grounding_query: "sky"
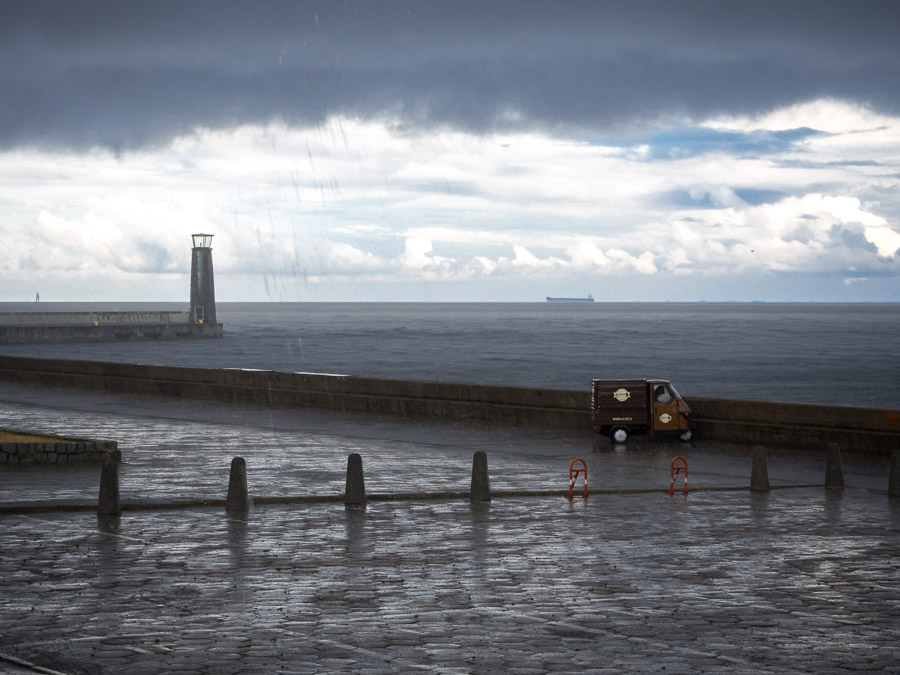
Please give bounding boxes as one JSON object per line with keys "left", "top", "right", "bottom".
{"left": 2, "top": 0, "right": 900, "bottom": 302}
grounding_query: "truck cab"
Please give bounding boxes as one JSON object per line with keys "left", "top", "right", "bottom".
{"left": 591, "top": 379, "right": 693, "bottom": 443}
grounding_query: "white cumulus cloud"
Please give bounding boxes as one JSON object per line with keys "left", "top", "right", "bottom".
{"left": 864, "top": 226, "right": 900, "bottom": 258}
{"left": 1, "top": 98, "right": 899, "bottom": 301}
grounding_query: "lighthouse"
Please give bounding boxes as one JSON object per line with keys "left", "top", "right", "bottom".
{"left": 189, "top": 233, "right": 217, "bottom": 325}
{"left": 0, "top": 232, "right": 222, "bottom": 343}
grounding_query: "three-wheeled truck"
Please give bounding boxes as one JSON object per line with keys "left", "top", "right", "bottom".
{"left": 592, "top": 379, "right": 693, "bottom": 443}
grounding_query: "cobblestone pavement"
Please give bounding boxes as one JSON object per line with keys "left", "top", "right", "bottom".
{"left": 1, "top": 383, "right": 899, "bottom": 673}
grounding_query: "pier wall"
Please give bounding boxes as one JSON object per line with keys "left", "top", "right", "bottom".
{"left": 0, "top": 355, "right": 896, "bottom": 454}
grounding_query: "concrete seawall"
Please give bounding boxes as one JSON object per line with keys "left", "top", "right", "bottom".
{"left": 686, "top": 396, "right": 899, "bottom": 454}
{"left": 0, "top": 355, "right": 897, "bottom": 454}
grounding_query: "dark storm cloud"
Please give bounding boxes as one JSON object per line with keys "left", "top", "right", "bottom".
{"left": 2, "top": 0, "right": 900, "bottom": 150}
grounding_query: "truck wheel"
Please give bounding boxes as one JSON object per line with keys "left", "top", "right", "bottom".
{"left": 679, "top": 430, "right": 693, "bottom": 442}
{"left": 611, "top": 427, "right": 629, "bottom": 443}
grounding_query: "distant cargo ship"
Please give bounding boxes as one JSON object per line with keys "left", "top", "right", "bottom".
{"left": 546, "top": 295, "right": 594, "bottom": 303}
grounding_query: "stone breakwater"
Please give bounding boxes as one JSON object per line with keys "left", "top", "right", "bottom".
{"left": 0, "top": 354, "right": 897, "bottom": 454}
{"left": 0, "top": 312, "right": 222, "bottom": 343}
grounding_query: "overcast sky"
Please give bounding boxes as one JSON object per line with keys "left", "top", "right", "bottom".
{"left": 2, "top": 0, "right": 899, "bottom": 302}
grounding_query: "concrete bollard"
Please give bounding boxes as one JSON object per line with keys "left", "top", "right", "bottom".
{"left": 470, "top": 451, "right": 491, "bottom": 502}
{"left": 750, "top": 445, "right": 770, "bottom": 492}
{"left": 97, "top": 455, "right": 121, "bottom": 516}
{"left": 889, "top": 448, "right": 900, "bottom": 498}
{"left": 226, "top": 457, "right": 250, "bottom": 517}
{"left": 345, "top": 453, "right": 366, "bottom": 506}
{"left": 825, "top": 442, "right": 845, "bottom": 489}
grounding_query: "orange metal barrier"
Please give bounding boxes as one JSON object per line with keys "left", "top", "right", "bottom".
{"left": 567, "top": 458, "right": 588, "bottom": 499}
{"left": 668, "top": 456, "right": 688, "bottom": 496}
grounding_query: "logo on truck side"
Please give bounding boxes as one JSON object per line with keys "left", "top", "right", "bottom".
{"left": 613, "top": 388, "right": 631, "bottom": 402}
{"left": 612, "top": 417, "right": 633, "bottom": 421}
{"left": 658, "top": 413, "right": 673, "bottom": 424}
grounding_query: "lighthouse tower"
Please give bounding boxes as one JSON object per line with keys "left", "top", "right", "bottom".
{"left": 189, "top": 233, "right": 217, "bottom": 325}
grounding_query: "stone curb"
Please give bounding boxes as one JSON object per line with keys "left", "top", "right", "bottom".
{"left": 0, "top": 484, "right": 817, "bottom": 515}
{"left": 0, "top": 650, "right": 68, "bottom": 675}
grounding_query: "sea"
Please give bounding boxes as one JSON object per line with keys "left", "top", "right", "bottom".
{"left": 0, "top": 302, "right": 897, "bottom": 409}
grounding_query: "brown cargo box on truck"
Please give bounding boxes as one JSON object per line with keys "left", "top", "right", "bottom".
{"left": 592, "top": 379, "right": 693, "bottom": 443}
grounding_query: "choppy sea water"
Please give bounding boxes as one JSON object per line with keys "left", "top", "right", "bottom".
{"left": 0, "top": 302, "right": 897, "bottom": 408}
